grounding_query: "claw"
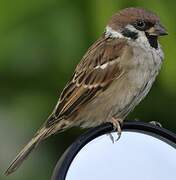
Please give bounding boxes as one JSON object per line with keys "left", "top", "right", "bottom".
{"left": 150, "top": 121, "right": 162, "bottom": 127}
{"left": 107, "top": 133, "right": 115, "bottom": 143}
{"left": 109, "top": 117, "right": 123, "bottom": 141}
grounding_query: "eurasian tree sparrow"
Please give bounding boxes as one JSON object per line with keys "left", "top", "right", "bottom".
{"left": 5, "top": 7, "right": 168, "bottom": 175}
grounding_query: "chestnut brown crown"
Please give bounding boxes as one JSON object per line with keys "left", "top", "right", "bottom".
{"left": 107, "top": 7, "right": 167, "bottom": 37}
{"left": 108, "top": 8, "right": 159, "bottom": 29}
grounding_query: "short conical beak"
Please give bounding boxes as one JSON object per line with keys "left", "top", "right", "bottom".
{"left": 147, "top": 23, "right": 168, "bottom": 36}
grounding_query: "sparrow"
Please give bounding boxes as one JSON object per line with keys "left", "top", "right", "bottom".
{"left": 5, "top": 7, "right": 167, "bottom": 175}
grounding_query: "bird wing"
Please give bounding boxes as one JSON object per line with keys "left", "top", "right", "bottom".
{"left": 46, "top": 37, "right": 131, "bottom": 126}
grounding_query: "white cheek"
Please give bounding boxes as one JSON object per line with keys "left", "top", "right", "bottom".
{"left": 125, "top": 24, "right": 150, "bottom": 47}
{"left": 136, "top": 31, "right": 149, "bottom": 46}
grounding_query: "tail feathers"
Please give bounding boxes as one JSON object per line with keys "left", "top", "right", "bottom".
{"left": 5, "top": 127, "right": 51, "bottom": 176}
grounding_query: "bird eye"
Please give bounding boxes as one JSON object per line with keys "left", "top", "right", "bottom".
{"left": 135, "top": 20, "right": 146, "bottom": 30}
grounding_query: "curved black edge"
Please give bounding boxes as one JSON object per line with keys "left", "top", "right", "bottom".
{"left": 51, "top": 123, "right": 113, "bottom": 180}
{"left": 51, "top": 121, "right": 176, "bottom": 180}
{"left": 123, "top": 121, "right": 176, "bottom": 144}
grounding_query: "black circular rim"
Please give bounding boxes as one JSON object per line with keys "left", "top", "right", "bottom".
{"left": 51, "top": 121, "right": 176, "bottom": 180}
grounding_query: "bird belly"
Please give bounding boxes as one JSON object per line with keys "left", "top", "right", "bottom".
{"left": 73, "top": 73, "right": 154, "bottom": 128}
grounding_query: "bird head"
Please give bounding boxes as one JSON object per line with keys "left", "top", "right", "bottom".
{"left": 105, "top": 8, "right": 168, "bottom": 49}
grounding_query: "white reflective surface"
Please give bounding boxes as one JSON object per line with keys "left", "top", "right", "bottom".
{"left": 66, "top": 131, "right": 176, "bottom": 180}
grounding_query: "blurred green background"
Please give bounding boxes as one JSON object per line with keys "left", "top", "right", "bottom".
{"left": 0, "top": 0, "right": 175, "bottom": 179}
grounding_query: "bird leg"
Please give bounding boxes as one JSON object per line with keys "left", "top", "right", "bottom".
{"left": 108, "top": 117, "right": 123, "bottom": 142}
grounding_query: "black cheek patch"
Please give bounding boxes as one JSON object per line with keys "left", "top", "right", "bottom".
{"left": 122, "top": 28, "right": 138, "bottom": 40}
{"left": 145, "top": 32, "right": 158, "bottom": 49}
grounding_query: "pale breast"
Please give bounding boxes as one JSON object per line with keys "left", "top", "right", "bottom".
{"left": 113, "top": 42, "right": 163, "bottom": 118}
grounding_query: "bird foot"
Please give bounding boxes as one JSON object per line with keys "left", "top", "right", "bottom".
{"left": 150, "top": 121, "right": 162, "bottom": 127}
{"left": 108, "top": 117, "right": 123, "bottom": 142}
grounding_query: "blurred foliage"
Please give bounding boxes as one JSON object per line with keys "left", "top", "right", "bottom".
{"left": 0, "top": 0, "right": 176, "bottom": 179}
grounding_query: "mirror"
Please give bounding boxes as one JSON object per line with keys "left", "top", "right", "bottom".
{"left": 65, "top": 131, "right": 176, "bottom": 180}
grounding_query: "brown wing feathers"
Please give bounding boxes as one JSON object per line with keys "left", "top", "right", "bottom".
{"left": 46, "top": 37, "right": 127, "bottom": 126}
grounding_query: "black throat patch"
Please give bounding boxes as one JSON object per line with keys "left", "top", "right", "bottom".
{"left": 122, "top": 28, "right": 138, "bottom": 40}
{"left": 145, "top": 32, "right": 158, "bottom": 49}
